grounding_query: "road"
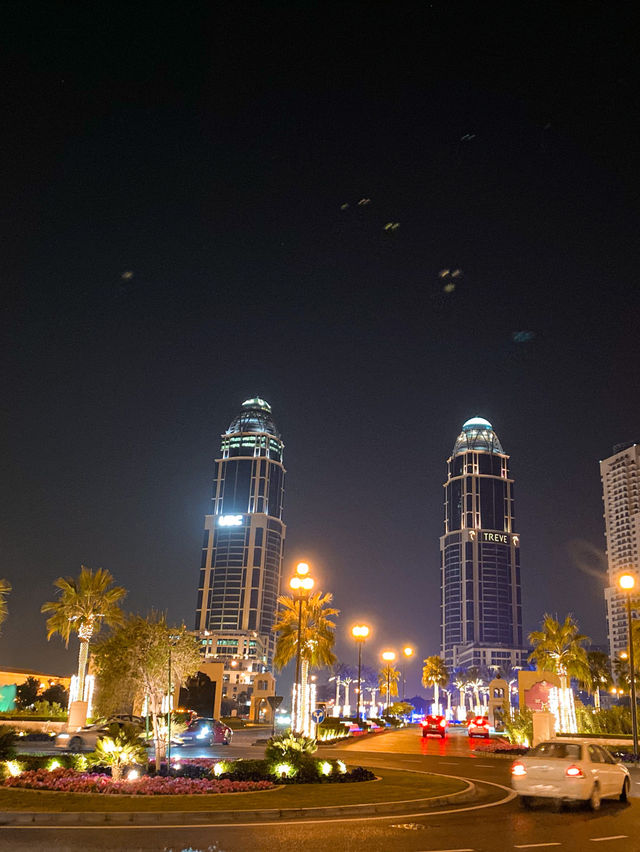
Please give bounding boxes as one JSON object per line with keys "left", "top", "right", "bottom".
{"left": 2, "top": 727, "right": 640, "bottom": 852}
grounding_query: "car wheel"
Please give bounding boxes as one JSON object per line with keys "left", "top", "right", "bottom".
{"left": 520, "top": 796, "right": 534, "bottom": 809}
{"left": 589, "top": 783, "right": 601, "bottom": 811}
{"left": 422, "top": 731, "right": 427, "bottom": 738}
{"left": 69, "top": 736, "right": 83, "bottom": 752}
{"left": 223, "top": 737, "right": 231, "bottom": 745}
{"left": 620, "top": 777, "right": 630, "bottom": 802}
{"left": 441, "top": 732, "right": 445, "bottom": 739}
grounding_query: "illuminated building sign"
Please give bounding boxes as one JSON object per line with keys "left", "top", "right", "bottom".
{"left": 482, "top": 531, "right": 511, "bottom": 544}
{"left": 218, "top": 514, "right": 243, "bottom": 527}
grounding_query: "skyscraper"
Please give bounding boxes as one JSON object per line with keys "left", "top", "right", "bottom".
{"left": 440, "top": 417, "right": 525, "bottom": 670}
{"left": 600, "top": 442, "right": 640, "bottom": 661}
{"left": 195, "top": 398, "right": 286, "bottom": 671}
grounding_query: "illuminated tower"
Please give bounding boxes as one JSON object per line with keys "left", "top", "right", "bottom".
{"left": 600, "top": 442, "right": 640, "bottom": 661}
{"left": 440, "top": 417, "right": 525, "bottom": 670}
{"left": 195, "top": 398, "right": 286, "bottom": 670}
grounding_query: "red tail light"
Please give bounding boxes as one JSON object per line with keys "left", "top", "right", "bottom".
{"left": 511, "top": 762, "right": 527, "bottom": 776}
{"left": 439, "top": 719, "right": 447, "bottom": 728}
{"left": 566, "top": 765, "right": 584, "bottom": 777}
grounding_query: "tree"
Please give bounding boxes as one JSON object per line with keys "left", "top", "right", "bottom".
{"left": 41, "top": 566, "right": 126, "bottom": 703}
{"left": 273, "top": 592, "right": 339, "bottom": 732}
{"left": 453, "top": 671, "right": 469, "bottom": 715}
{"left": 0, "top": 579, "right": 11, "bottom": 632}
{"left": 378, "top": 664, "right": 400, "bottom": 705}
{"left": 89, "top": 724, "right": 147, "bottom": 781}
{"left": 422, "top": 656, "right": 449, "bottom": 715}
{"left": 466, "top": 667, "right": 485, "bottom": 714}
{"left": 528, "top": 613, "right": 590, "bottom": 732}
{"left": 92, "top": 612, "right": 201, "bottom": 769}
{"left": 15, "top": 677, "right": 40, "bottom": 710}
{"left": 583, "top": 650, "right": 613, "bottom": 710}
{"left": 41, "top": 683, "right": 70, "bottom": 708}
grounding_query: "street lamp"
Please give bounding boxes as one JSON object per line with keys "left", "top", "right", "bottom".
{"left": 290, "top": 562, "right": 314, "bottom": 734}
{"left": 382, "top": 651, "right": 396, "bottom": 713}
{"left": 619, "top": 573, "right": 638, "bottom": 760}
{"left": 402, "top": 646, "right": 414, "bottom": 702}
{"left": 352, "top": 625, "right": 370, "bottom": 723}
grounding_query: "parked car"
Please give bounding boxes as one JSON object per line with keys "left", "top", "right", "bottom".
{"left": 55, "top": 718, "right": 143, "bottom": 752}
{"left": 467, "top": 716, "right": 490, "bottom": 738}
{"left": 174, "top": 717, "right": 233, "bottom": 746}
{"left": 421, "top": 715, "right": 448, "bottom": 738}
{"left": 511, "top": 739, "right": 630, "bottom": 810}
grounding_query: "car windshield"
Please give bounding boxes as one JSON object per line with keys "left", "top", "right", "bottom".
{"left": 530, "top": 742, "right": 582, "bottom": 760}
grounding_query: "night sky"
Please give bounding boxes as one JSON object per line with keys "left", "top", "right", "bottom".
{"left": 2, "top": 3, "right": 639, "bottom": 697}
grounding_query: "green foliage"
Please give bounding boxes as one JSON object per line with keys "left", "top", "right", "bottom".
{"left": 41, "top": 684, "right": 69, "bottom": 707}
{"left": 422, "top": 656, "right": 449, "bottom": 689}
{"left": 387, "top": 701, "right": 414, "bottom": 717}
{"left": 31, "top": 700, "right": 66, "bottom": 718}
{"left": 316, "top": 719, "right": 349, "bottom": 741}
{"left": 576, "top": 705, "right": 632, "bottom": 735}
{"left": 0, "top": 578, "right": 11, "bottom": 631}
{"left": 265, "top": 732, "right": 317, "bottom": 764}
{"left": 0, "top": 728, "right": 16, "bottom": 759}
{"left": 528, "top": 613, "right": 590, "bottom": 684}
{"left": 272, "top": 592, "right": 339, "bottom": 671}
{"left": 15, "top": 677, "right": 40, "bottom": 710}
{"left": 88, "top": 724, "right": 147, "bottom": 781}
{"left": 381, "top": 713, "right": 402, "bottom": 727}
{"left": 503, "top": 707, "right": 534, "bottom": 746}
{"left": 378, "top": 665, "right": 400, "bottom": 698}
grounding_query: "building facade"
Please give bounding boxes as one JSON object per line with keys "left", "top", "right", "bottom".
{"left": 195, "top": 397, "right": 286, "bottom": 671}
{"left": 600, "top": 442, "right": 640, "bottom": 661}
{"left": 440, "top": 417, "right": 526, "bottom": 670}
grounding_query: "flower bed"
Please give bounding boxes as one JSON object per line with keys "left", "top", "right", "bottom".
{"left": 2, "top": 768, "right": 274, "bottom": 795}
{"left": 473, "top": 740, "right": 529, "bottom": 756}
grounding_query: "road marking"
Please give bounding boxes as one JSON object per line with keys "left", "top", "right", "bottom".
{"left": 439, "top": 761, "right": 460, "bottom": 765}
{"left": 590, "top": 838, "right": 628, "bottom": 843}
{"left": 474, "top": 763, "right": 494, "bottom": 767}
{"left": 514, "top": 845, "right": 562, "bottom": 849}
{"left": 415, "top": 848, "right": 475, "bottom": 851}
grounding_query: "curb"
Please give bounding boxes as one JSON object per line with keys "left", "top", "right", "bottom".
{"left": 0, "top": 780, "right": 476, "bottom": 826}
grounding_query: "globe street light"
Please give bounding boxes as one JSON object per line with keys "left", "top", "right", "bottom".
{"left": 619, "top": 573, "right": 638, "bottom": 760}
{"left": 290, "top": 562, "right": 314, "bottom": 734}
{"left": 402, "top": 646, "right": 414, "bottom": 702}
{"left": 382, "top": 651, "right": 396, "bottom": 713}
{"left": 352, "top": 625, "right": 370, "bottom": 723}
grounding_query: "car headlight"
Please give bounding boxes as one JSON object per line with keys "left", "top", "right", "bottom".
{"left": 57, "top": 733, "right": 70, "bottom": 740}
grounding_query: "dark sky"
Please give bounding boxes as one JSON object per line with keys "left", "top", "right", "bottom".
{"left": 1, "top": 3, "right": 639, "bottom": 696}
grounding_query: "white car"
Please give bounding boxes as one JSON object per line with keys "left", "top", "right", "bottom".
{"left": 55, "top": 719, "right": 144, "bottom": 752}
{"left": 511, "top": 739, "right": 630, "bottom": 810}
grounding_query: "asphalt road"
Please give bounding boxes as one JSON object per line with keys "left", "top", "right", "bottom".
{"left": 2, "top": 727, "right": 640, "bottom": 852}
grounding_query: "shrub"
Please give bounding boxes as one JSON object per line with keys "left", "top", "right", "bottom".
{"left": 316, "top": 720, "right": 349, "bottom": 741}
{"left": 264, "top": 733, "right": 317, "bottom": 764}
{"left": 88, "top": 725, "right": 148, "bottom": 781}
{"left": 502, "top": 708, "right": 533, "bottom": 747}
{"left": 0, "top": 729, "right": 16, "bottom": 760}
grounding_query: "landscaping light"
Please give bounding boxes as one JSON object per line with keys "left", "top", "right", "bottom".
{"left": 48, "top": 759, "right": 61, "bottom": 771}
{"left": 5, "top": 761, "right": 22, "bottom": 777}
{"left": 127, "top": 769, "right": 140, "bottom": 781}
{"left": 213, "top": 762, "right": 227, "bottom": 776}
{"left": 275, "top": 762, "right": 295, "bottom": 777}
{"left": 319, "top": 761, "right": 333, "bottom": 776}
{"left": 337, "top": 760, "right": 347, "bottom": 774}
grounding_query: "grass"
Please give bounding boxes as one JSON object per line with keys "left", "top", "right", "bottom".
{"left": 0, "top": 768, "right": 465, "bottom": 812}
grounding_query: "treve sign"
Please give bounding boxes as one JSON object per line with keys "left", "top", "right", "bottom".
{"left": 481, "top": 531, "right": 518, "bottom": 545}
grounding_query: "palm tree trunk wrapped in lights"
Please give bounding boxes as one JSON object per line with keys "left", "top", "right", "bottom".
{"left": 529, "top": 614, "right": 590, "bottom": 735}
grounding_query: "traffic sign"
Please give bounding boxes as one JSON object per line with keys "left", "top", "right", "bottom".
{"left": 267, "top": 695, "right": 284, "bottom": 710}
{"left": 311, "top": 709, "right": 326, "bottom": 724}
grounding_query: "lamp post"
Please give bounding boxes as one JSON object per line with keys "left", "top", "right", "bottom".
{"left": 289, "top": 562, "right": 314, "bottom": 735}
{"left": 402, "top": 646, "right": 414, "bottom": 702}
{"left": 619, "top": 573, "right": 638, "bottom": 761}
{"left": 352, "top": 625, "right": 370, "bottom": 723}
{"left": 382, "top": 651, "right": 396, "bottom": 713}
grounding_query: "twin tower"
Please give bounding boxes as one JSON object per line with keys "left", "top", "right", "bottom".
{"left": 195, "top": 401, "right": 525, "bottom": 673}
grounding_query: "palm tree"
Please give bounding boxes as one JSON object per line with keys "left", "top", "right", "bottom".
{"left": 466, "top": 667, "right": 485, "bottom": 715}
{"left": 273, "top": 591, "right": 339, "bottom": 733}
{"left": 528, "top": 613, "right": 590, "bottom": 732}
{"left": 453, "top": 673, "right": 469, "bottom": 717}
{"left": 583, "top": 650, "right": 612, "bottom": 710}
{"left": 0, "top": 579, "right": 11, "bottom": 633}
{"left": 42, "top": 566, "right": 126, "bottom": 703}
{"left": 422, "top": 656, "right": 449, "bottom": 715}
{"left": 378, "top": 664, "right": 400, "bottom": 709}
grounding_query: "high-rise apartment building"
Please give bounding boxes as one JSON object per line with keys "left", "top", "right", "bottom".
{"left": 440, "top": 417, "right": 526, "bottom": 670}
{"left": 195, "top": 398, "right": 286, "bottom": 670}
{"left": 600, "top": 442, "right": 640, "bottom": 661}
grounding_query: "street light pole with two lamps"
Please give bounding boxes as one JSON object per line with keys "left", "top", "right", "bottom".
{"left": 402, "top": 646, "right": 414, "bottom": 702}
{"left": 289, "top": 562, "right": 314, "bottom": 735}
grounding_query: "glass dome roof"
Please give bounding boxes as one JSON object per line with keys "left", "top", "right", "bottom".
{"left": 452, "top": 416, "right": 504, "bottom": 456}
{"left": 226, "top": 398, "right": 280, "bottom": 437}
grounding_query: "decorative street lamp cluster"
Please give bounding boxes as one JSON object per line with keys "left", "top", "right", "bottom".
{"left": 351, "top": 624, "right": 369, "bottom": 722}
{"left": 618, "top": 572, "right": 638, "bottom": 760}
